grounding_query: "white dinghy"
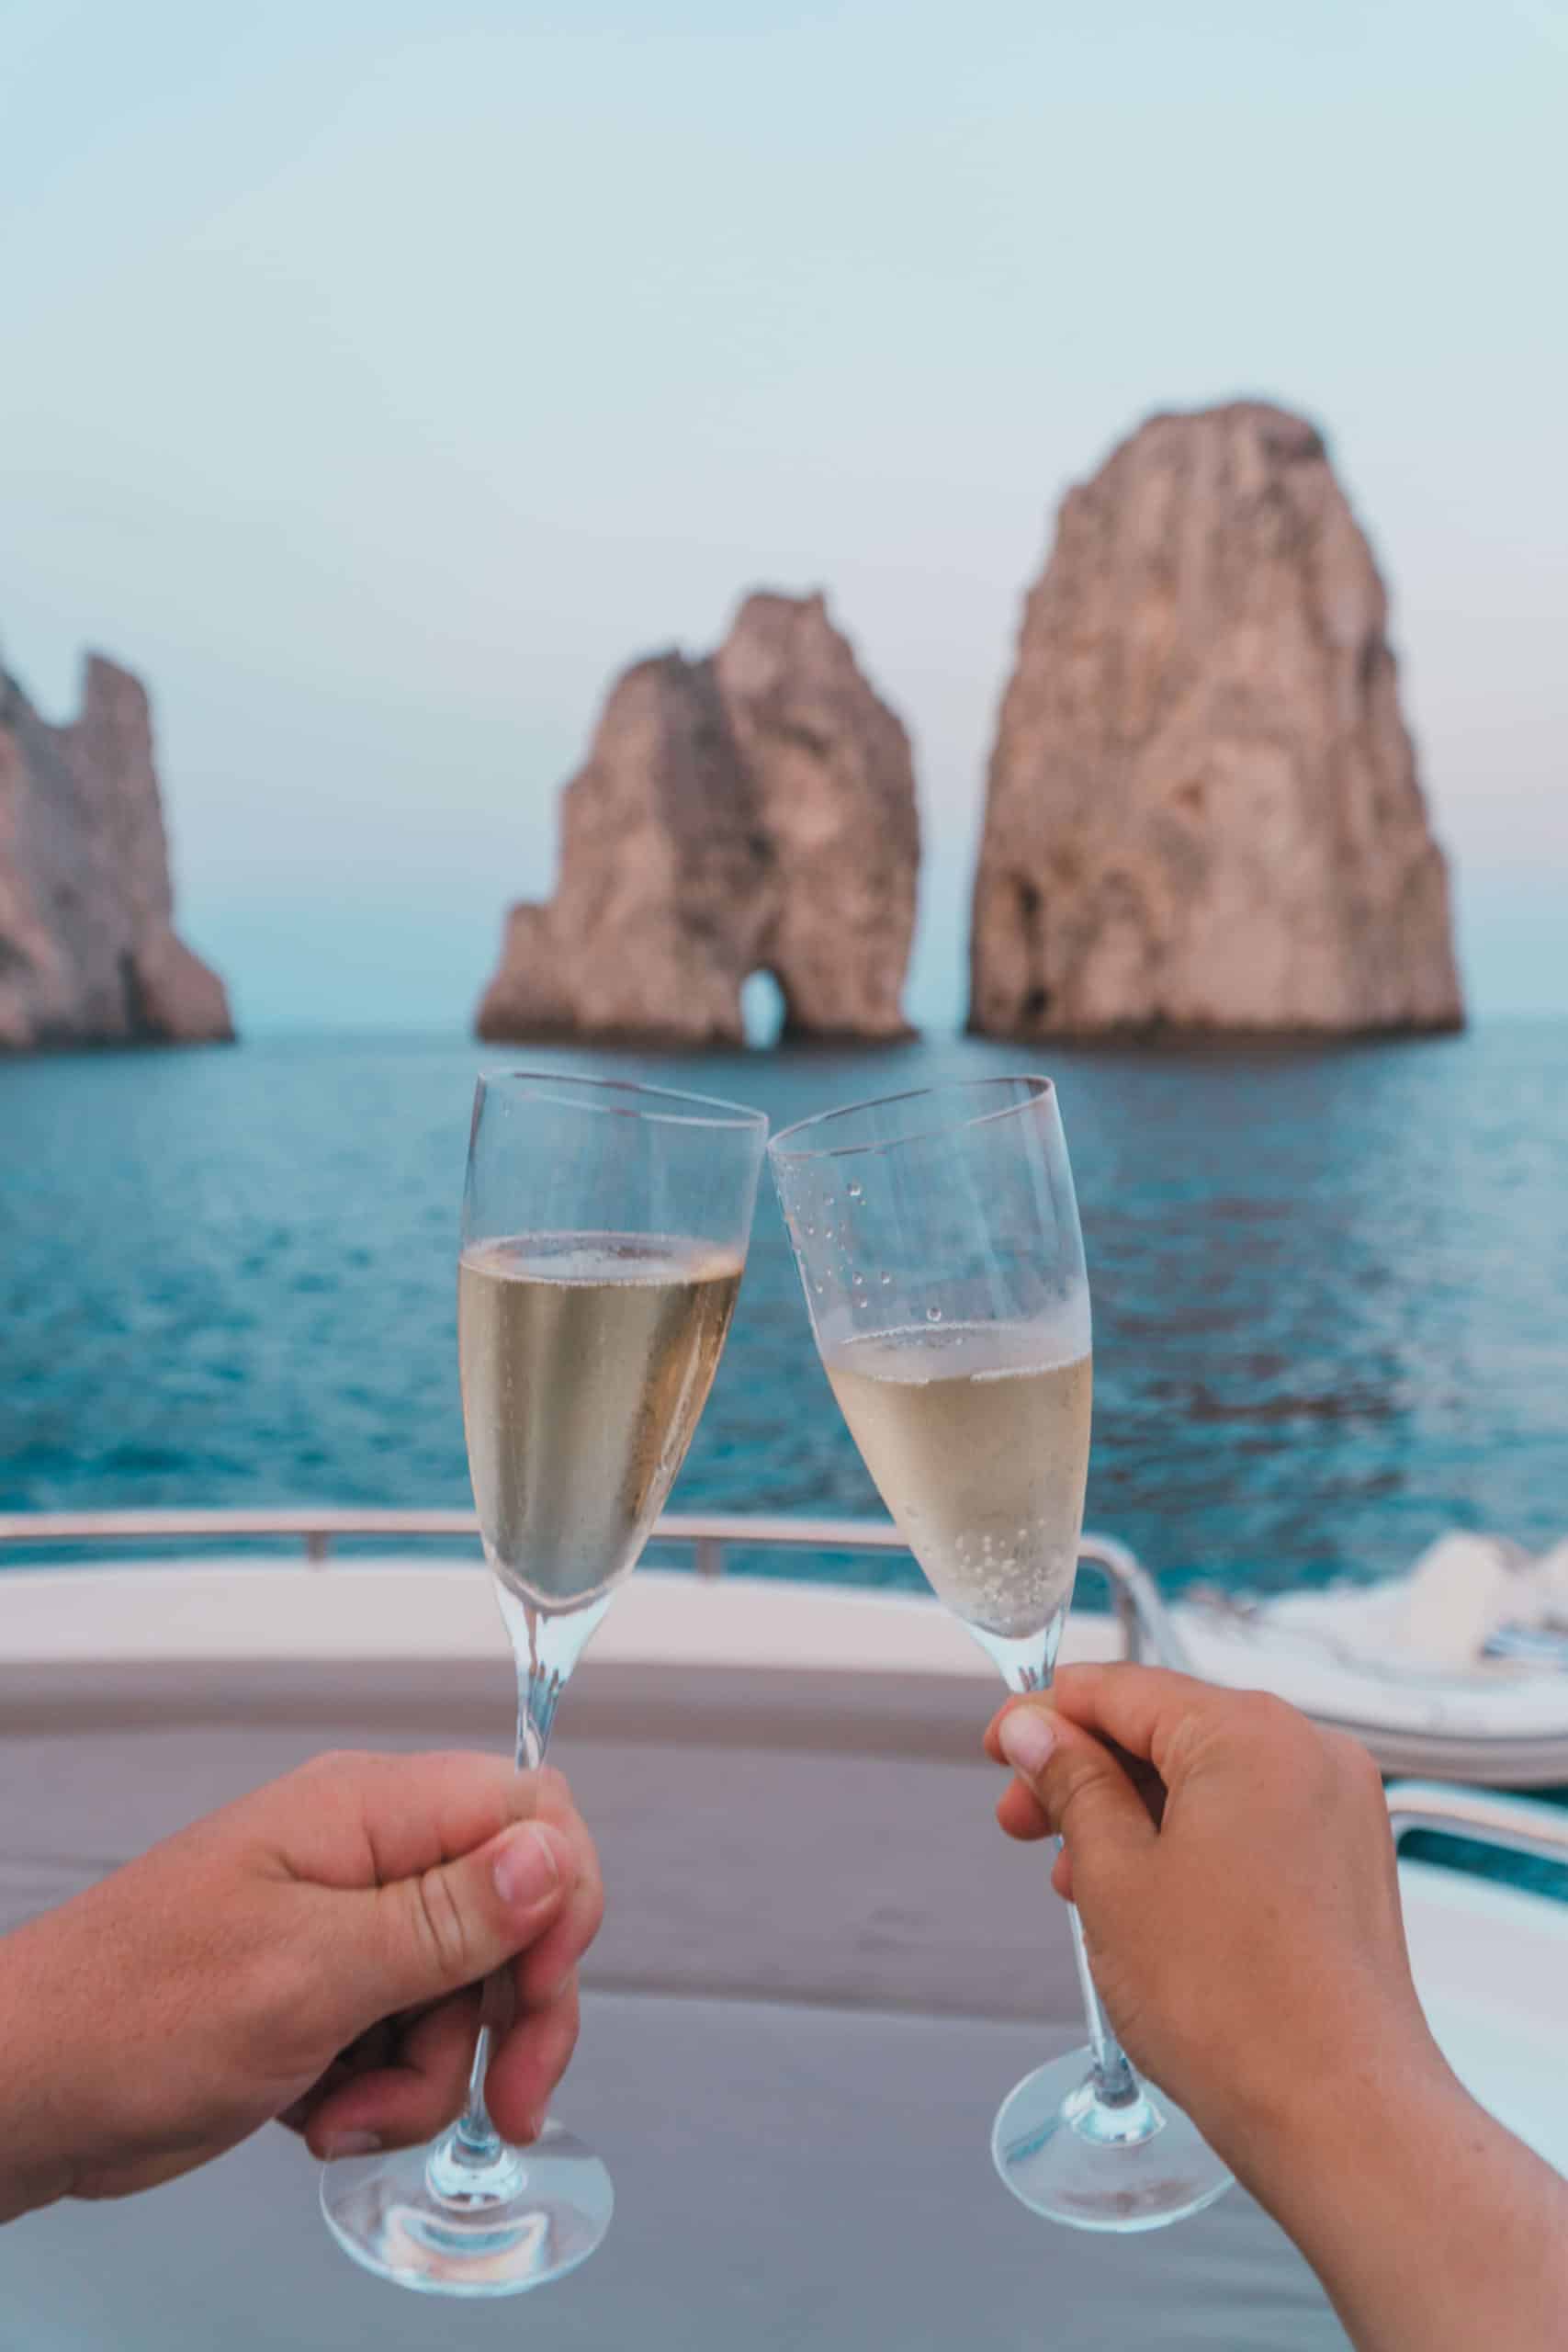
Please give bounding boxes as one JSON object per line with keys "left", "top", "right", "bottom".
{"left": 1172, "top": 1533, "right": 1568, "bottom": 1785}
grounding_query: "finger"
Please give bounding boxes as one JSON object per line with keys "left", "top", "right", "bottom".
{"left": 992, "top": 1785, "right": 1077, "bottom": 1894}
{"left": 361, "top": 1815, "right": 580, "bottom": 2018}
{"left": 996, "top": 1778, "right": 1053, "bottom": 1840}
{"left": 302, "top": 1991, "right": 481, "bottom": 2157}
{"left": 484, "top": 1978, "right": 582, "bottom": 2146}
{"left": 983, "top": 1699, "right": 1016, "bottom": 1762}
{"left": 1027, "top": 1664, "right": 1238, "bottom": 1781}
{"left": 276, "top": 1750, "right": 549, "bottom": 1893}
{"left": 278, "top": 2058, "right": 355, "bottom": 2136}
{"left": 513, "top": 1828, "right": 604, "bottom": 2008}
{"left": 277, "top": 2019, "right": 399, "bottom": 2133}
{"left": 513, "top": 1774, "right": 604, "bottom": 1996}
{"left": 989, "top": 1707, "right": 1166, "bottom": 1826}
{"left": 996, "top": 1702, "right": 1158, "bottom": 1878}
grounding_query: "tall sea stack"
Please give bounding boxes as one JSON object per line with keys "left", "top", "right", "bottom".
{"left": 476, "top": 591, "right": 919, "bottom": 1047}
{"left": 0, "top": 651, "right": 232, "bottom": 1051}
{"left": 968, "top": 402, "right": 1464, "bottom": 1038}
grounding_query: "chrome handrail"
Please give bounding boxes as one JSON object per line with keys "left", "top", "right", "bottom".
{"left": 0, "top": 1509, "right": 1187, "bottom": 1668}
{"left": 1387, "top": 1781, "right": 1568, "bottom": 1868}
{"left": 0, "top": 1508, "right": 481, "bottom": 1564}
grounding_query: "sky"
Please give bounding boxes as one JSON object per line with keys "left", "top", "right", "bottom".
{"left": 2, "top": 0, "right": 1564, "bottom": 1034}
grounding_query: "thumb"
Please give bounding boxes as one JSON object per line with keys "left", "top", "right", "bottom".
{"left": 368, "top": 1818, "right": 578, "bottom": 2016}
{"left": 997, "top": 1701, "right": 1157, "bottom": 1896}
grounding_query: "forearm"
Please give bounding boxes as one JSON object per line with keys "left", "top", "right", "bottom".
{"left": 1246, "top": 2066, "right": 1568, "bottom": 2352}
{"left": 0, "top": 1923, "right": 80, "bottom": 2222}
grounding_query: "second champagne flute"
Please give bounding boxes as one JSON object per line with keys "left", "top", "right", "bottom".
{"left": 770, "top": 1075, "right": 1232, "bottom": 2233}
{"left": 321, "top": 1070, "right": 767, "bottom": 2296}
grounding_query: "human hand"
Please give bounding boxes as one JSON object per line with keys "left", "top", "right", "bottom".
{"left": 985, "top": 1666, "right": 1450, "bottom": 2182}
{"left": 0, "top": 1751, "right": 602, "bottom": 2221}
{"left": 987, "top": 1663, "right": 1568, "bottom": 2352}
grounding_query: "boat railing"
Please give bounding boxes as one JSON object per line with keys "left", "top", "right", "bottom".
{"left": 0, "top": 1510, "right": 1187, "bottom": 1669}
{"left": 1387, "top": 1781, "right": 1568, "bottom": 1869}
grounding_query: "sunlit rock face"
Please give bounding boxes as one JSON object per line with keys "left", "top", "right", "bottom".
{"left": 968, "top": 402, "right": 1464, "bottom": 1039}
{"left": 476, "top": 592, "right": 919, "bottom": 1046}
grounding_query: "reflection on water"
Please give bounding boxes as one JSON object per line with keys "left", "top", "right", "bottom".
{"left": 2, "top": 1023, "right": 1566, "bottom": 1597}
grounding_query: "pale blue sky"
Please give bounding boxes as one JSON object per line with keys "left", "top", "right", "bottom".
{"left": 3, "top": 0, "right": 1564, "bottom": 1031}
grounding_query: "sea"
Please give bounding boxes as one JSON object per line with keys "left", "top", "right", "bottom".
{"left": 4, "top": 1021, "right": 1567, "bottom": 1599}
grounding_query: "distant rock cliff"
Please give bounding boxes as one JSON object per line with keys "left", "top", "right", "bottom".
{"left": 476, "top": 592, "right": 919, "bottom": 1046}
{"left": 968, "top": 402, "right": 1464, "bottom": 1038}
{"left": 0, "top": 653, "right": 232, "bottom": 1051}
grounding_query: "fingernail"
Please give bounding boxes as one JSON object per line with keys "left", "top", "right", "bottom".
{"left": 493, "top": 1821, "right": 564, "bottom": 1909}
{"left": 999, "top": 1708, "right": 1056, "bottom": 1778}
{"left": 322, "top": 2130, "right": 381, "bottom": 2160}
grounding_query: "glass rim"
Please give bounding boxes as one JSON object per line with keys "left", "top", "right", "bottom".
{"left": 768, "top": 1073, "right": 1057, "bottom": 1162}
{"left": 476, "top": 1068, "right": 768, "bottom": 1133}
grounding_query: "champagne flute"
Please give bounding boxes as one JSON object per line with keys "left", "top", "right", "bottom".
{"left": 321, "top": 1070, "right": 767, "bottom": 2295}
{"left": 770, "top": 1075, "right": 1232, "bottom": 2233}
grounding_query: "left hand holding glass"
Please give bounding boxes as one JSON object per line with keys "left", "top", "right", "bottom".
{"left": 0, "top": 1750, "right": 601, "bottom": 2222}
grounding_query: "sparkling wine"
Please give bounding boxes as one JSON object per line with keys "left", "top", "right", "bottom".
{"left": 458, "top": 1231, "right": 742, "bottom": 1611}
{"left": 825, "top": 1318, "right": 1093, "bottom": 1639}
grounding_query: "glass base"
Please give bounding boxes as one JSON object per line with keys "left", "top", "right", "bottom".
{"left": 991, "top": 2052, "right": 1233, "bottom": 2233}
{"left": 319, "top": 2118, "right": 613, "bottom": 2297}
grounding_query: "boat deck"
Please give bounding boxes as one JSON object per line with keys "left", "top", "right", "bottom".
{"left": 0, "top": 1562, "right": 1344, "bottom": 2346}
{"left": 5, "top": 1558, "right": 1568, "bottom": 2346}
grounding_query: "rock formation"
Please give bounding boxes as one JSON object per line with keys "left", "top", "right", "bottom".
{"left": 476, "top": 592, "right": 919, "bottom": 1046}
{"left": 0, "top": 651, "right": 232, "bottom": 1051}
{"left": 968, "top": 401, "right": 1464, "bottom": 1038}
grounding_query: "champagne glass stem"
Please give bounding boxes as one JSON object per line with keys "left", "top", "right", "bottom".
{"left": 452, "top": 2002, "right": 511, "bottom": 2166}
{"left": 1003, "top": 1643, "right": 1137, "bottom": 2115}
{"left": 1066, "top": 1891, "right": 1136, "bottom": 2105}
{"left": 449, "top": 1622, "right": 566, "bottom": 2164}
{"left": 440, "top": 1593, "right": 604, "bottom": 2180}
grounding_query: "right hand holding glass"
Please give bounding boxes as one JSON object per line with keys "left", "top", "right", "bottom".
{"left": 986, "top": 1665, "right": 1441, "bottom": 2179}
{"left": 987, "top": 1667, "right": 1568, "bottom": 2352}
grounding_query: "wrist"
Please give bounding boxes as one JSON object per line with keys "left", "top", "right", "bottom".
{"left": 1195, "top": 2018, "right": 1461, "bottom": 2228}
{"left": 1227, "top": 2037, "right": 1568, "bottom": 2351}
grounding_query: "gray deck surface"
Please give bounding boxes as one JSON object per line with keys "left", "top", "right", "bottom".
{"left": 5, "top": 1994, "right": 1344, "bottom": 2351}
{"left": 0, "top": 1663, "right": 1347, "bottom": 2346}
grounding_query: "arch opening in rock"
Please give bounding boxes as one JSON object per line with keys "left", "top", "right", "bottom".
{"left": 741, "top": 969, "right": 788, "bottom": 1047}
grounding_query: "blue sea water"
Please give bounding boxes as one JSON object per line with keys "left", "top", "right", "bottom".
{"left": 3, "top": 1023, "right": 1567, "bottom": 1599}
